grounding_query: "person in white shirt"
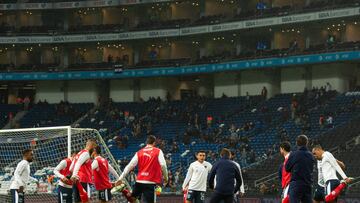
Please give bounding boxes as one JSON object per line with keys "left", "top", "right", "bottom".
{"left": 313, "top": 160, "right": 326, "bottom": 203}
{"left": 312, "top": 145, "right": 351, "bottom": 203}
{"left": 182, "top": 150, "right": 212, "bottom": 203}
{"left": 230, "top": 151, "right": 244, "bottom": 203}
{"left": 10, "top": 149, "right": 38, "bottom": 203}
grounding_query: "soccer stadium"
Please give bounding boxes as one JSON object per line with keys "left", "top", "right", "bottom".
{"left": 0, "top": 0, "right": 360, "bottom": 202}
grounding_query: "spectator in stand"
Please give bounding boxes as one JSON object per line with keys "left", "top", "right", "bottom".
{"left": 319, "top": 115, "right": 325, "bottom": 128}
{"left": 246, "top": 92, "right": 250, "bottom": 101}
{"left": 241, "top": 148, "right": 247, "bottom": 166}
{"left": 326, "top": 115, "right": 334, "bottom": 128}
{"left": 325, "top": 82, "right": 332, "bottom": 92}
{"left": 261, "top": 86, "right": 268, "bottom": 99}
{"left": 16, "top": 97, "right": 23, "bottom": 105}
{"left": 326, "top": 35, "right": 335, "bottom": 49}
{"left": 8, "top": 112, "right": 14, "bottom": 122}
{"left": 291, "top": 98, "right": 298, "bottom": 120}
{"left": 256, "top": 1, "right": 267, "bottom": 15}
{"left": 289, "top": 39, "right": 299, "bottom": 53}
{"left": 23, "top": 96, "right": 31, "bottom": 110}
{"left": 259, "top": 183, "right": 269, "bottom": 195}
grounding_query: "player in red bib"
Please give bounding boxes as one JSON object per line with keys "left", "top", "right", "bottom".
{"left": 91, "top": 146, "right": 120, "bottom": 203}
{"left": 115, "top": 135, "right": 168, "bottom": 203}
{"left": 279, "top": 141, "right": 291, "bottom": 203}
{"left": 54, "top": 153, "right": 76, "bottom": 203}
{"left": 70, "top": 139, "right": 97, "bottom": 203}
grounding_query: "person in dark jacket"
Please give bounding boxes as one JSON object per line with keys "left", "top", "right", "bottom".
{"left": 285, "top": 135, "right": 315, "bottom": 203}
{"left": 208, "top": 148, "right": 242, "bottom": 203}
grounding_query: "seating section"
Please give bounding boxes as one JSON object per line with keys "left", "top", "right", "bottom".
{"left": 2, "top": 91, "right": 359, "bottom": 194}
{"left": 0, "top": 104, "right": 20, "bottom": 128}
{"left": 19, "top": 102, "right": 93, "bottom": 128}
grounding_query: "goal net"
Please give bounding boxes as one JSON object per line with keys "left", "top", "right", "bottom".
{"left": 0, "top": 126, "right": 127, "bottom": 203}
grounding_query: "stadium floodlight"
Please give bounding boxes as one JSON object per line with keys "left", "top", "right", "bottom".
{"left": 0, "top": 126, "right": 129, "bottom": 203}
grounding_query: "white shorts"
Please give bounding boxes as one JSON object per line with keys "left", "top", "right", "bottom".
{"left": 282, "top": 185, "right": 289, "bottom": 199}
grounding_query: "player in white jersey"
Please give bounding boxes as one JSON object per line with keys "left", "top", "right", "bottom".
{"left": 10, "top": 149, "right": 38, "bottom": 203}
{"left": 182, "top": 150, "right": 212, "bottom": 203}
{"left": 312, "top": 145, "right": 351, "bottom": 203}
{"left": 313, "top": 160, "right": 326, "bottom": 203}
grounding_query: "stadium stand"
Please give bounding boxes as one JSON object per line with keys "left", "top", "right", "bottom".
{"left": 1, "top": 0, "right": 360, "bottom": 201}
{"left": 7, "top": 90, "right": 358, "bottom": 193}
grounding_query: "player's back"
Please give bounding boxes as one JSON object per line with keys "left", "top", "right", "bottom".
{"left": 93, "top": 156, "right": 112, "bottom": 190}
{"left": 136, "top": 146, "right": 162, "bottom": 184}
{"left": 286, "top": 147, "right": 314, "bottom": 186}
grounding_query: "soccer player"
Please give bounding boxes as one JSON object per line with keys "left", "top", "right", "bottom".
{"left": 279, "top": 141, "right": 291, "bottom": 203}
{"left": 208, "top": 148, "right": 242, "bottom": 203}
{"left": 285, "top": 135, "right": 315, "bottom": 203}
{"left": 312, "top": 145, "right": 352, "bottom": 203}
{"left": 70, "top": 139, "right": 97, "bottom": 203}
{"left": 313, "top": 157, "right": 346, "bottom": 203}
{"left": 115, "top": 135, "right": 168, "bottom": 203}
{"left": 91, "top": 146, "right": 120, "bottom": 203}
{"left": 182, "top": 150, "right": 212, "bottom": 203}
{"left": 230, "top": 151, "right": 244, "bottom": 203}
{"left": 10, "top": 149, "right": 38, "bottom": 203}
{"left": 54, "top": 153, "right": 76, "bottom": 203}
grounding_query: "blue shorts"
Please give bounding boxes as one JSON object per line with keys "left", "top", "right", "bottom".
{"left": 313, "top": 185, "right": 325, "bottom": 202}
{"left": 98, "top": 188, "right": 112, "bottom": 202}
{"left": 10, "top": 189, "right": 24, "bottom": 203}
{"left": 186, "top": 190, "right": 205, "bottom": 203}
{"left": 58, "top": 185, "right": 73, "bottom": 203}
{"left": 325, "top": 179, "right": 340, "bottom": 197}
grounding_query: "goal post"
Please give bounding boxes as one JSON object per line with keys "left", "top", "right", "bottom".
{"left": 0, "top": 126, "right": 128, "bottom": 203}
